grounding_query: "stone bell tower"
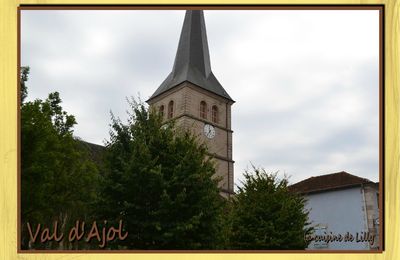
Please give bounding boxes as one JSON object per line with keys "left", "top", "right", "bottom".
{"left": 146, "top": 10, "right": 234, "bottom": 197}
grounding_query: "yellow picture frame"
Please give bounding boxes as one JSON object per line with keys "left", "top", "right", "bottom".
{"left": 1, "top": 0, "right": 398, "bottom": 259}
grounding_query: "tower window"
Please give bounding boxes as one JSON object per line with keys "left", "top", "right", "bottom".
{"left": 212, "top": 105, "right": 218, "bottom": 123}
{"left": 168, "top": 101, "right": 174, "bottom": 119}
{"left": 159, "top": 105, "right": 164, "bottom": 118}
{"left": 200, "top": 101, "right": 207, "bottom": 119}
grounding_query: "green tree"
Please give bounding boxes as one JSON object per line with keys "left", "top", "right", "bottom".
{"left": 99, "top": 99, "right": 225, "bottom": 249}
{"left": 20, "top": 66, "right": 30, "bottom": 103}
{"left": 228, "top": 167, "right": 312, "bottom": 249}
{"left": 21, "top": 70, "right": 100, "bottom": 249}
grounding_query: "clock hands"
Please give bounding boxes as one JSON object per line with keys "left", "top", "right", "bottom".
{"left": 204, "top": 124, "right": 215, "bottom": 139}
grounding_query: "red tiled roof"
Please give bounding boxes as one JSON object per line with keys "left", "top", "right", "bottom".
{"left": 289, "top": 171, "right": 373, "bottom": 194}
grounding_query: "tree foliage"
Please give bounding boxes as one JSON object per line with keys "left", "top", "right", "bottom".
{"left": 19, "top": 67, "right": 312, "bottom": 250}
{"left": 20, "top": 69, "right": 99, "bottom": 249}
{"left": 20, "top": 66, "right": 30, "bottom": 103}
{"left": 228, "top": 167, "right": 312, "bottom": 249}
{"left": 99, "top": 99, "right": 225, "bottom": 249}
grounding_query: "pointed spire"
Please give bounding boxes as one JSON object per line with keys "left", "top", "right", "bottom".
{"left": 172, "top": 10, "right": 211, "bottom": 79}
{"left": 148, "top": 10, "right": 233, "bottom": 102}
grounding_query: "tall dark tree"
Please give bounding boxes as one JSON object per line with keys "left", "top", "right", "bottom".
{"left": 20, "top": 69, "right": 100, "bottom": 249}
{"left": 100, "top": 99, "right": 225, "bottom": 249}
{"left": 20, "top": 66, "right": 30, "bottom": 103}
{"left": 228, "top": 167, "right": 312, "bottom": 249}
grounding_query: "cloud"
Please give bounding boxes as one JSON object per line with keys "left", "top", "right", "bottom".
{"left": 21, "top": 10, "right": 380, "bottom": 188}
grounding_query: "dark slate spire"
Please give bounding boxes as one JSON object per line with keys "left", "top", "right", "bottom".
{"left": 148, "top": 10, "right": 233, "bottom": 102}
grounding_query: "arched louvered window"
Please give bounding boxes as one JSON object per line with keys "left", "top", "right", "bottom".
{"left": 159, "top": 105, "right": 164, "bottom": 118}
{"left": 200, "top": 101, "right": 207, "bottom": 119}
{"left": 168, "top": 101, "right": 174, "bottom": 119}
{"left": 212, "top": 105, "right": 218, "bottom": 124}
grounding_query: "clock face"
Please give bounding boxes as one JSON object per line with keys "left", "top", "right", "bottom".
{"left": 204, "top": 124, "right": 216, "bottom": 139}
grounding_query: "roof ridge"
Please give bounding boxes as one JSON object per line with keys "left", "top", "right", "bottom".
{"left": 307, "top": 171, "right": 370, "bottom": 180}
{"left": 289, "top": 171, "right": 374, "bottom": 194}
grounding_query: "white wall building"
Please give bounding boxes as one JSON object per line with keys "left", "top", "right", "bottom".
{"left": 290, "top": 171, "right": 379, "bottom": 250}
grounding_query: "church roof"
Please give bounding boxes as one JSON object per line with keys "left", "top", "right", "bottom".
{"left": 289, "top": 171, "right": 375, "bottom": 194}
{"left": 77, "top": 140, "right": 106, "bottom": 165}
{"left": 147, "top": 10, "right": 233, "bottom": 102}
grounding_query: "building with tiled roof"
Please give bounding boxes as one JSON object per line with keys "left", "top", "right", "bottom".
{"left": 290, "top": 171, "right": 380, "bottom": 250}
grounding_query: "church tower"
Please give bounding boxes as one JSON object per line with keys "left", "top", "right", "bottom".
{"left": 147, "top": 10, "right": 234, "bottom": 197}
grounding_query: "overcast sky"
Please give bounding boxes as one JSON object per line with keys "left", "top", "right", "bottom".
{"left": 21, "top": 9, "right": 380, "bottom": 186}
